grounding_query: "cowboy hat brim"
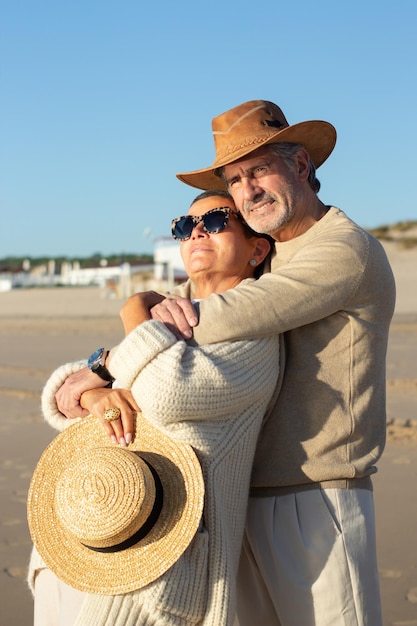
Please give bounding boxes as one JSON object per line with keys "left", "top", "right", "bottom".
{"left": 176, "top": 120, "right": 337, "bottom": 191}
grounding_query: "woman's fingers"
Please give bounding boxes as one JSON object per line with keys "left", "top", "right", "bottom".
{"left": 80, "top": 388, "right": 141, "bottom": 445}
{"left": 100, "top": 408, "right": 135, "bottom": 446}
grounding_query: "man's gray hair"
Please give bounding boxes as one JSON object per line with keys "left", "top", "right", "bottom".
{"left": 267, "top": 143, "right": 321, "bottom": 193}
{"left": 216, "top": 142, "right": 321, "bottom": 193}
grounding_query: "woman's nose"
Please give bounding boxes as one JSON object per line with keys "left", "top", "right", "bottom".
{"left": 191, "top": 221, "right": 208, "bottom": 238}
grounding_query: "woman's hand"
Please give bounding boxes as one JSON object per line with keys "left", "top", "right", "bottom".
{"left": 80, "top": 387, "right": 140, "bottom": 446}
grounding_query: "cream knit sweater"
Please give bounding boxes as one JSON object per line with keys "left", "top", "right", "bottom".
{"left": 29, "top": 320, "right": 279, "bottom": 625}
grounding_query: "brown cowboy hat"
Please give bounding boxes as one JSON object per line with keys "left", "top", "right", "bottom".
{"left": 176, "top": 100, "right": 337, "bottom": 191}
{"left": 27, "top": 412, "right": 204, "bottom": 594}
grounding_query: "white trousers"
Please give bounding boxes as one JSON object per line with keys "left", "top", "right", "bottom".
{"left": 236, "top": 488, "right": 382, "bottom": 626}
{"left": 34, "top": 568, "right": 85, "bottom": 626}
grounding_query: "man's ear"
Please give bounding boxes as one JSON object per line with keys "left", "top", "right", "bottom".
{"left": 295, "top": 148, "right": 310, "bottom": 181}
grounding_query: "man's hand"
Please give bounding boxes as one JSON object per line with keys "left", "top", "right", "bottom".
{"left": 120, "top": 291, "right": 166, "bottom": 335}
{"left": 80, "top": 387, "right": 140, "bottom": 446}
{"left": 55, "top": 367, "right": 109, "bottom": 419}
{"left": 150, "top": 296, "right": 199, "bottom": 339}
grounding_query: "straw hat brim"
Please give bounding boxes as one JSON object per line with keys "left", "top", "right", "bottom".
{"left": 176, "top": 120, "right": 337, "bottom": 191}
{"left": 27, "top": 413, "right": 204, "bottom": 594}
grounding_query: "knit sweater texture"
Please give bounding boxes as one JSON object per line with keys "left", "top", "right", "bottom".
{"left": 29, "top": 320, "right": 279, "bottom": 625}
{"left": 173, "top": 207, "right": 396, "bottom": 491}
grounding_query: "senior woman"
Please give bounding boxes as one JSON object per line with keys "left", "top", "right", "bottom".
{"left": 28, "top": 191, "right": 281, "bottom": 626}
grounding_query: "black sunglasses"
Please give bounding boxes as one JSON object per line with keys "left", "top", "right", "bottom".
{"left": 171, "top": 207, "right": 235, "bottom": 241}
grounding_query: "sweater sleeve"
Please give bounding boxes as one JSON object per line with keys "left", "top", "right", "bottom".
{"left": 41, "top": 360, "right": 87, "bottom": 431}
{"left": 193, "top": 238, "right": 364, "bottom": 343}
{"left": 109, "top": 320, "right": 280, "bottom": 426}
{"left": 185, "top": 208, "right": 394, "bottom": 345}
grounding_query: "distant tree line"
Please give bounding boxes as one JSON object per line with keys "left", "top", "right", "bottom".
{"left": 2, "top": 220, "right": 416, "bottom": 273}
{"left": 0, "top": 253, "right": 154, "bottom": 273}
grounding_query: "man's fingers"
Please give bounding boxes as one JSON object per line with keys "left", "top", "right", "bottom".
{"left": 151, "top": 298, "right": 198, "bottom": 339}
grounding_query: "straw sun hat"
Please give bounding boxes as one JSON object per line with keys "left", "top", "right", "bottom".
{"left": 27, "top": 413, "right": 204, "bottom": 595}
{"left": 176, "top": 99, "right": 337, "bottom": 191}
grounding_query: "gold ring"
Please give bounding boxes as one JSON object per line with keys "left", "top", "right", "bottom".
{"left": 103, "top": 407, "right": 121, "bottom": 422}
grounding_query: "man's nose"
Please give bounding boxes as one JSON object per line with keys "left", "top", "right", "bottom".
{"left": 241, "top": 176, "right": 263, "bottom": 201}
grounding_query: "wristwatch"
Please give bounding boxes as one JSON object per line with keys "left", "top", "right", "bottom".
{"left": 87, "top": 347, "right": 114, "bottom": 384}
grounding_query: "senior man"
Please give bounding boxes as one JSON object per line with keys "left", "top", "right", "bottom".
{"left": 152, "top": 100, "right": 396, "bottom": 626}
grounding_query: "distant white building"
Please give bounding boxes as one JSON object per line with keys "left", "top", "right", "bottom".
{"left": 0, "top": 237, "right": 188, "bottom": 293}
{"left": 153, "top": 237, "right": 188, "bottom": 283}
{"left": 0, "top": 278, "right": 12, "bottom": 292}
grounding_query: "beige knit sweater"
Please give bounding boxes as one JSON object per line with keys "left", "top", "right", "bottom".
{"left": 29, "top": 320, "right": 279, "bottom": 625}
{"left": 173, "top": 207, "right": 396, "bottom": 491}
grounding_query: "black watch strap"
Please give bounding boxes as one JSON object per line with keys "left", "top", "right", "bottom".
{"left": 93, "top": 362, "right": 114, "bottom": 383}
{"left": 88, "top": 347, "right": 115, "bottom": 383}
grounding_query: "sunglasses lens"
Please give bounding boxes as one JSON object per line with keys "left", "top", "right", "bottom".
{"left": 172, "top": 217, "right": 194, "bottom": 240}
{"left": 171, "top": 208, "right": 229, "bottom": 240}
{"left": 203, "top": 210, "right": 228, "bottom": 233}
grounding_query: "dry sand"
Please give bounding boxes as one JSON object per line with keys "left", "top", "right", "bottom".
{"left": 0, "top": 282, "right": 416, "bottom": 626}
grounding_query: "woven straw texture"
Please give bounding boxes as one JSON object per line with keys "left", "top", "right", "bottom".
{"left": 27, "top": 412, "right": 204, "bottom": 594}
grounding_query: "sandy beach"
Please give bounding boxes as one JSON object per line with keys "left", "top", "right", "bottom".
{"left": 1, "top": 278, "right": 416, "bottom": 625}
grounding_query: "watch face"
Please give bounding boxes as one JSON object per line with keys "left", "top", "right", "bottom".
{"left": 88, "top": 347, "right": 104, "bottom": 370}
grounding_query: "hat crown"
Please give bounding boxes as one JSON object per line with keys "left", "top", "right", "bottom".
{"left": 55, "top": 448, "right": 157, "bottom": 549}
{"left": 176, "top": 99, "right": 337, "bottom": 191}
{"left": 28, "top": 413, "right": 205, "bottom": 594}
{"left": 212, "top": 100, "right": 289, "bottom": 164}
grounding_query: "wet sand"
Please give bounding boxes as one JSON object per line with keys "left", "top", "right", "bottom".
{"left": 0, "top": 287, "right": 416, "bottom": 626}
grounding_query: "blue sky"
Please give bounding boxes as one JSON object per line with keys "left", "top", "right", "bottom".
{"left": 1, "top": 0, "right": 416, "bottom": 258}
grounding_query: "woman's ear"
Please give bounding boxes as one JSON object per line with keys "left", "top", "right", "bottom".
{"left": 252, "top": 237, "right": 272, "bottom": 266}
